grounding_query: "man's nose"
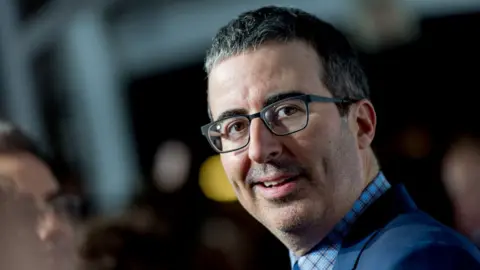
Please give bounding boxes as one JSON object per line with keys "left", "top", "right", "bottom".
{"left": 37, "top": 212, "right": 66, "bottom": 245}
{"left": 248, "top": 119, "right": 282, "bottom": 163}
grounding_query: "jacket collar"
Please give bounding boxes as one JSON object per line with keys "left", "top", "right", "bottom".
{"left": 334, "top": 184, "right": 418, "bottom": 270}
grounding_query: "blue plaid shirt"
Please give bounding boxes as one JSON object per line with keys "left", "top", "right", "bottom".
{"left": 290, "top": 172, "right": 391, "bottom": 270}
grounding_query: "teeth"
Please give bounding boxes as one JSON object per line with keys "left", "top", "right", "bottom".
{"left": 263, "top": 179, "right": 287, "bottom": 187}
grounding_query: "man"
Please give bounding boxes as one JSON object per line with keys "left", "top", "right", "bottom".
{"left": 200, "top": 6, "right": 480, "bottom": 270}
{"left": 0, "top": 120, "right": 80, "bottom": 270}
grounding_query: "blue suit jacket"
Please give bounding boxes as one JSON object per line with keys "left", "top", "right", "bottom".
{"left": 333, "top": 184, "right": 480, "bottom": 270}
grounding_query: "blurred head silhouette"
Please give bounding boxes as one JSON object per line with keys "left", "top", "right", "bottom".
{"left": 0, "top": 120, "right": 79, "bottom": 269}
{"left": 443, "top": 135, "right": 480, "bottom": 246}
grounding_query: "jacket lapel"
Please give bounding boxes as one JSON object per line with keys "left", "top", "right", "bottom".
{"left": 334, "top": 184, "right": 418, "bottom": 270}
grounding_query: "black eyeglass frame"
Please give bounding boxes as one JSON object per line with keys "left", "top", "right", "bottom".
{"left": 201, "top": 94, "right": 357, "bottom": 153}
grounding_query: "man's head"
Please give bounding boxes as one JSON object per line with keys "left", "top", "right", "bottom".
{"left": 0, "top": 120, "right": 78, "bottom": 268}
{"left": 0, "top": 122, "right": 58, "bottom": 204}
{"left": 202, "top": 6, "right": 378, "bottom": 254}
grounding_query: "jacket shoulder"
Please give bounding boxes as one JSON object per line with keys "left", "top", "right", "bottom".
{"left": 356, "top": 211, "right": 480, "bottom": 269}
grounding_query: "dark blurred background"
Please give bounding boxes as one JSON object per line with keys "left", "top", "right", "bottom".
{"left": 1, "top": 0, "right": 480, "bottom": 269}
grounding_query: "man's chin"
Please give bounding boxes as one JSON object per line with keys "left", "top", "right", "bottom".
{"left": 263, "top": 200, "right": 321, "bottom": 234}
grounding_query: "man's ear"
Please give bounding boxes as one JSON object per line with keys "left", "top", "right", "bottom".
{"left": 350, "top": 100, "right": 376, "bottom": 150}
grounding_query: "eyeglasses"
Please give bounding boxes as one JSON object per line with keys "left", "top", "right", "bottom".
{"left": 201, "top": 94, "right": 356, "bottom": 153}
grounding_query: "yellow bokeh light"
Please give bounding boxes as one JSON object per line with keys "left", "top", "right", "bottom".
{"left": 199, "top": 155, "right": 237, "bottom": 203}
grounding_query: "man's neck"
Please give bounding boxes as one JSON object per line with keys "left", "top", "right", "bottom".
{"left": 285, "top": 150, "right": 380, "bottom": 257}
{"left": 276, "top": 218, "right": 336, "bottom": 256}
{"left": 364, "top": 148, "right": 380, "bottom": 186}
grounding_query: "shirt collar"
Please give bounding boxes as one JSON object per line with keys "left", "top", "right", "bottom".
{"left": 289, "top": 172, "right": 391, "bottom": 267}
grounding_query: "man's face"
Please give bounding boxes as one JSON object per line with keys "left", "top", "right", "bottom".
{"left": 208, "top": 41, "right": 374, "bottom": 237}
{"left": 0, "top": 152, "right": 76, "bottom": 269}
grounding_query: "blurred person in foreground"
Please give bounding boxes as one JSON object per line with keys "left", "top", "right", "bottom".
{"left": 0, "top": 120, "right": 81, "bottom": 270}
{"left": 200, "top": 6, "right": 480, "bottom": 270}
{"left": 443, "top": 135, "right": 480, "bottom": 247}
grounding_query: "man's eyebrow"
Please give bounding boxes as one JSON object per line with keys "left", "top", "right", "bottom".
{"left": 263, "top": 91, "right": 305, "bottom": 107}
{"left": 215, "top": 108, "right": 249, "bottom": 122}
{"left": 214, "top": 91, "right": 305, "bottom": 121}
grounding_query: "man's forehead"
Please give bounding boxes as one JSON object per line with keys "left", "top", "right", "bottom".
{"left": 209, "top": 88, "right": 305, "bottom": 121}
{"left": 0, "top": 152, "right": 58, "bottom": 198}
{"left": 207, "top": 41, "right": 324, "bottom": 120}
{"left": 208, "top": 76, "right": 322, "bottom": 121}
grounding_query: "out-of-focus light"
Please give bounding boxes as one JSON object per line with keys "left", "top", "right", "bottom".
{"left": 199, "top": 155, "right": 237, "bottom": 203}
{"left": 347, "top": 0, "right": 420, "bottom": 52}
{"left": 153, "top": 140, "right": 191, "bottom": 193}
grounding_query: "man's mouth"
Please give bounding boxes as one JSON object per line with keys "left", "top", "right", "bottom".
{"left": 258, "top": 177, "right": 297, "bottom": 188}
{"left": 252, "top": 176, "right": 300, "bottom": 200}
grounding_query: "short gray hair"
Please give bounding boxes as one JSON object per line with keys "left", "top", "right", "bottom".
{"left": 205, "top": 6, "right": 370, "bottom": 103}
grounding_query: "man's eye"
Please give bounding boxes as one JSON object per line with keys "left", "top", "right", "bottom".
{"left": 276, "top": 106, "right": 299, "bottom": 118}
{"left": 227, "top": 121, "right": 248, "bottom": 135}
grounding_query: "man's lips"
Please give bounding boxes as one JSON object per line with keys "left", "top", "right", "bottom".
{"left": 252, "top": 175, "right": 301, "bottom": 200}
{"left": 250, "top": 174, "right": 298, "bottom": 188}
